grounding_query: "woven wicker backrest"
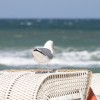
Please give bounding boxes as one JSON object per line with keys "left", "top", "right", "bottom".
{"left": 0, "top": 69, "right": 92, "bottom": 100}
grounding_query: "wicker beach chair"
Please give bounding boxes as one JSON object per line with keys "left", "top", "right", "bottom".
{"left": 0, "top": 69, "right": 92, "bottom": 100}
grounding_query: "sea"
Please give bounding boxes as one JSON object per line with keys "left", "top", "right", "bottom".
{"left": 0, "top": 19, "right": 100, "bottom": 73}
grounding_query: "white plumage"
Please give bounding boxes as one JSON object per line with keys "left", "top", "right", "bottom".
{"left": 32, "top": 40, "right": 54, "bottom": 64}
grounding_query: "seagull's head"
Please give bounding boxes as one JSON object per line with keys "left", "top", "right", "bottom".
{"left": 44, "top": 40, "right": 54, "bottom": 54}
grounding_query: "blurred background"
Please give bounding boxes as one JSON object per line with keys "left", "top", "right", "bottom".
{"left": 0, "top": 0, "right": 100, "bottom": 72}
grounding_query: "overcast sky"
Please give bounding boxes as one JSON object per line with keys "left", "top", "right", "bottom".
{"left": 0, "top": 0, "right": 100, "bottom": 19}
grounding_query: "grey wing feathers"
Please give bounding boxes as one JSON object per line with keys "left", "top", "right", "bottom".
{"left": 33, "top": 48, "right": 53, "bottom": 59}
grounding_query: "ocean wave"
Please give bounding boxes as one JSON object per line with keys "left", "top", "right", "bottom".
{"left": 1, "top": 56, "right": 100, "bottom": 67}
{"left": 0, "top": 49, "right": 32, "bottom": 57}
{"left": 0, "top": 49, "right": 100, "bottom": 67}
{"left": 20, "top": 21, "right": 32, "bottom": 26}
{"left": 0, "top": 57, "right": 35, "bottom": 66}
{"left": 50, "top": 59, "right": 100, "bottom": 66}
{"left": 56, "top": 50, "right": 100, "bottom": 61}
{"left": 0, "top": 49, "right": 35, "bottom": 66}
{"left": 14, "top": 34, "right": 23, "bottom": 38}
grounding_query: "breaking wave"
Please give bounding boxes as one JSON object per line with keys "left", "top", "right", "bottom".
{"left": 0, "top": 48, "right": 100, "bottom": 67}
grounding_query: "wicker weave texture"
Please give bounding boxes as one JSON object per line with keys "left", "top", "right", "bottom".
{"left": 0, "top": 70, "right": 91, "bottom": 100}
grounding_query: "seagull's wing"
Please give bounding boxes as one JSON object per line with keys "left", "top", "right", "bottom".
{"left": 33, "top": 48, "right": 53, "bottom": 59}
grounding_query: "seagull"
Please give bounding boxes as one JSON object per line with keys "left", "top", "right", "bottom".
{"left": 32, "top": 40, "right": 54, "bottom": 64}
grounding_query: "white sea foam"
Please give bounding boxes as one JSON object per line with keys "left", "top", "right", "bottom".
{"left": 55, "top": 50, "right": 100, "bottom": 61}
{"left": 0, "top": 49, "right": 100, "bottom": 67}
{"left": 0, "top": 49, "right": 35, "bottom": 66}
{"left": 20, "top": 21, "right": 32, "bottom": 26}
{"left": 0, "top": 57, "right": 35, "bottom": 66}
{"left": 26, "top": 22, "right": 32, "bottom": 26}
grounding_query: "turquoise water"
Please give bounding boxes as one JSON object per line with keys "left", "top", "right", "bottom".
{"left": 0, "top": 19, "right": 100, "bottom": 73}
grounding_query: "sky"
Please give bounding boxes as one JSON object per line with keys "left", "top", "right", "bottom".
{"left": 0, "top": 0, "right": 100, "bottom": 19}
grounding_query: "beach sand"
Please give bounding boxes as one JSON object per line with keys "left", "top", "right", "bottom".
{"left": 91, "top": 73, "right": 100, "bottom": 99}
